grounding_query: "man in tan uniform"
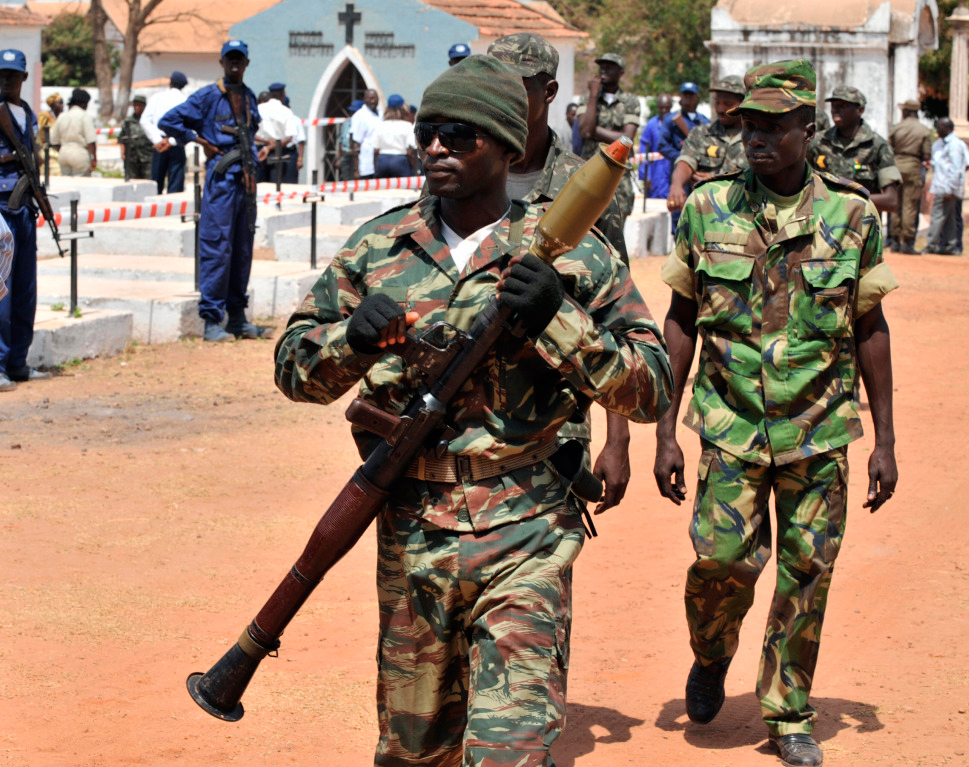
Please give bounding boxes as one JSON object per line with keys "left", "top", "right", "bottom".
{"left": 888, "top": 99, "right": 931, "bottom": 254}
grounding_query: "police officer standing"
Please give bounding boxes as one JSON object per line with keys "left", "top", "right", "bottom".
{"left": 0, "top": 49, "right": 49, "bottom": 391}
{"left": 575, "top": 52, "right": 640, "bottom": 223}
{"left": 666, "top": 75, "right": 747, "bottom": 212}
{"left": 888, "top": 99, "right": 931, "bottom": 254}
{"left": 159, "top": 40, "right": 270, "bottom": 343}
{"left": 809, "top": 86, "right": 901, "bottom": 214}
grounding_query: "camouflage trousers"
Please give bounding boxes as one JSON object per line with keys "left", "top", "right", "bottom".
{"left": 685, "top": 442, "right": 848, "bottom": 736}
{"left": 374, "top": 506, "right": 586, "bottom": 766}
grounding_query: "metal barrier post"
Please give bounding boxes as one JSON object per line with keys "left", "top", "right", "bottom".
{"left": 59, "top": 198, "right": 94, "bottom": 315}
{"left": 181, "top": 146, "right": 202, "bottom": 291}
{"left": 43, "top": 126, "right": 50, "bottom": 188}
{"left": 305, "top": 172, "right": 322, "bottom": 271}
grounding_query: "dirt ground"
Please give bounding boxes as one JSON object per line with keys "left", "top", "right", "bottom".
{"left": 1, "top": 252, "right": 968, "bottom": 767}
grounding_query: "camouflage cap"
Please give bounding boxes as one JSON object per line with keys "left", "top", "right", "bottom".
{"left": 729, "top": 59, "right": 817, "bottom": 115}
{"left": 595, "top": 52, "right": 625, "bottom": 70}
{"left": 488, "top": 32, "right": 559, "bottom": 78}
{"left": 709, "top": 74, "right": 745, "bottom": 97}
{"left": 825, "top": 85, "right": 866, "bottom": 107}
{"left": 900, "top": 99, "right": 921, "bottom": 111}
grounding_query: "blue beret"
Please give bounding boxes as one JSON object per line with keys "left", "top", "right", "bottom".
{"left": 448, "top": 43, "right": 470, "bottom": 60}
{"left": 268, "top": 82, "right": 285, "bottom": 92}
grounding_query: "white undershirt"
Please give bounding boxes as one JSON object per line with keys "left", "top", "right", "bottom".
{"left": 7, "top": 103, "right": 26, "bottom": 133}
{"left": 440, "top": 206, "right": 510, "bottom": 273}
{"left": 602, "top": 92, "right": 617, "bottom": 105}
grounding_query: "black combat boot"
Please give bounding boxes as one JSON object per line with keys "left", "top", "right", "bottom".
{"left": 224, "top": 309, "right": 266, "bottom": 339}
{"left": 685, "top": 658, "right": 730, "bottom": 724}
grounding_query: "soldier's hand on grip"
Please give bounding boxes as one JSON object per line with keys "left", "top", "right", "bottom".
{"left": 497, "top": 253, "right": 564, "bottom": 337}
{"left": 346, "top": 293, "right": 414, "bottom": 355}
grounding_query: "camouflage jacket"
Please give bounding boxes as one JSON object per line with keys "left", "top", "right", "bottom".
{"left": 662, "top": 167, "right": 898, "bottom": 466}
{"left": 276, "top": 197, "right": 672, "bottom": 531}
{"left": 808, "top": 121, "right": 902, "bottom": 194}
{"left": 120, "top": 115, "right": 153, "bottom": 163}
{"left": 575, "top": 87, "right": 640, "bottom": 161}
{"left": 517, "top": 128, "right": 628, "bottom": 263}
{"left": 676, "top": 119, "right": 747, "bottom": 176}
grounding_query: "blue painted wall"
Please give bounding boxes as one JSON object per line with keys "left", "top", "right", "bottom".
{"left": 230, "top": 0, "right": 477, "bottom": 119}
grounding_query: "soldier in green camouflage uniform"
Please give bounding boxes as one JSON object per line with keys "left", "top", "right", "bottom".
{"left": 667, "top": 75, "right": 748, "bottom": 212}
{"left": 808, "top": 86, "right": 901, "bottom": 214}
{"left": 275, "top": 55, "right": 673, "bottom": 767}
{"left": 653, "top": 60, "right": 898, "bottom": 767}
{"left": 575, "top": 52, "right": 640, "bottom": 222}
{"left": 119, "top": 95, "right": 153, "bottom": 180}
{"left": 489, "top": 32, "right": 634, "bottom": 514}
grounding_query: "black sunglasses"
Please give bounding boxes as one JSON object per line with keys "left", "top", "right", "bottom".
{"left": 414, "top": 122, "right": 483, "bottom": 153}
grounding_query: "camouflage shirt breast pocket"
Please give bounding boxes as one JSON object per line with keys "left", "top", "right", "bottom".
{"left": 794, "top": 257, "right": 857, "bottom": 340}
{"left": 694, "top": 235, "right": 755, "bottom": 334}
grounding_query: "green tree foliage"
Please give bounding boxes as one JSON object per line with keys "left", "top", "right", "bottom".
{"left": 919, "top": 0, "right": 958, "bottom": 117}
{"left": 41, "top": 13, "right": 118, "bottom": 87}
{"left": 548, "top": 0, "right": 719, "bottom": 96}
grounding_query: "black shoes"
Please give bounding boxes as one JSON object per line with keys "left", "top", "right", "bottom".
{"left": 224, "top": 312, "right": 268, "bottom": 339}
{"left": 7, "top": 365, "right": 52, "bottom": 382}
{"left": 685, "top": 659, "right": 730, "bottom": 724}
{"left": 895, "top": 241, "right": 918, "bottom": 255}
{"left": 203, "top": 320, "right": 233, "bottom": 343}
{"left": 771, "top": 733, "right": 823, "bottom": 767}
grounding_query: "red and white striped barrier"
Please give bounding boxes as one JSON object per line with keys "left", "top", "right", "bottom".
{"left": 634, "top": 152, "right": 664, "bottom": 164}
{"left": 258, "top": 175, "right": 425, "bottom": 204}
{"left": 38, "top": 199, "right": 190, "bottom": 228}
{"left": 96, "top": 116, "right": 348, "bottom": 137}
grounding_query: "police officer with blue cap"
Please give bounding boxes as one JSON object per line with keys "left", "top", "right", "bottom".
{"left": 448, "top": 42, "right": 470, "bottom": 67}
{"left": 0, "top": 48, "right": 49, "bottom": 390}
{"left": 159, "top": 40, "right": 271, "bottom": 342}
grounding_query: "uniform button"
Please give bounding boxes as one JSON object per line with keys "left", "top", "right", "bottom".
{"left": 457, "top": 510, "right": 470, "bottom": 523}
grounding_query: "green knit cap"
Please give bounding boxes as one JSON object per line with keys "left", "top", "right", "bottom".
{"left": 416, "top": 55, "right": 528, "bottom": 161}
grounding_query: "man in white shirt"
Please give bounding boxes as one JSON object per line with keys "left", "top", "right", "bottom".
{"left": 140, "top": 71, "right": 188, "bottom": 193}
{"left": 256, "top": 83, "right": 301, "bottom": 184}
{"left": 350, "top": 89, "right": 381, "bottom": 179}
{"left": 924, "top": 117, "right": 969, "bottom": 255}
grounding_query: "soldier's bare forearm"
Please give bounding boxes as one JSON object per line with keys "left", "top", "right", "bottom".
{"left": 657, "top": 292, "right": 699, "bottom": 440}
{"left": 855, "top": 303, "right": 895, "bottom": 447}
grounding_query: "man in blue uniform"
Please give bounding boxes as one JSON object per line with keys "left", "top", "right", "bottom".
{"left": 0, "top": 49, "right": 49, "bottom": 391}
{"left": 159, "top": 40, "right": 270, "bottom": 342}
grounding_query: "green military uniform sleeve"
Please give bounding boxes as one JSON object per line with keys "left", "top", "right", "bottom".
{"left": 873, "top": 138, "right": 903, "bottom": 189}
{"left": 675, "top": 124, "right": 707, "bottom": 173}
{"left": 661, "top": 194, "right": 700, "bottom": 299}
{"left": 274, "top": 236, "right": 388, "bottom": 404}
{"left": 621, "top": 92, "right": 641, "bottom": 127}
{"left": 530, "top": 234, "right": 673, "bottom": 424}
{"left": 854, "top": 198, "right": 899, "bottom": 316}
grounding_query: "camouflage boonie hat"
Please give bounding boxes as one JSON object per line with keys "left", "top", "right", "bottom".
{"left": 826, "top": 85, "right": 866, "bottom": 107}
{"left": 729, "top": 58, "right": 817, "bottom": 114}
{"left": 595, "top": 52, "right": 626, "bottom": 69}
{"left": 710, "top": 75, "right": 745, "bottom": 97}
{"left": 488, "top": 33, "right": 559, "bottom": 78}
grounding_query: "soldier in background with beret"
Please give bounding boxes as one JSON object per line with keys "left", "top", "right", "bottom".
{"left": 666, "top": 75, "right": 747, "bottom": 212}
{"left": 809, "top": 85, "right": 901, "bottom": 214}
{"left": 888, "top": 99, "right": 932, "bottom": 254}
{"left": 575, "top": 52, "right": 640, "bottom": 224}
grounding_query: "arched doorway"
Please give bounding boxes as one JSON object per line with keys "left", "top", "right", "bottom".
{"left": 306, "top": 47, "right": 381, "bottom": 182}
{"left": 320, "top": 62, "right": 369, "bottom": 180}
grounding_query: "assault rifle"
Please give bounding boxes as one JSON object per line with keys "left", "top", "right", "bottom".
{"left": 0, "top": 103, "right": 64, "bottom": 257}
{"left": 186, "top": 136, "right": 635, "bottom": 722}
{"left": 215, "top": 84, "right": 258, "bottom": 233}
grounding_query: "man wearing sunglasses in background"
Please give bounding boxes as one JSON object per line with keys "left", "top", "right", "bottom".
{"left": 487, "top": 32, "right": 634, "bottom": 515}
{"left": 275, "top": 55, "right": 673, "bottom": 766}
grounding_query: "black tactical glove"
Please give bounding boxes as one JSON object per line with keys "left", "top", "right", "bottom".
{"left": 499, "top": 253, "right": 565, "bottom": 337}
{"left": 346, "top": 293, "right": 405, "bottom": 355}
